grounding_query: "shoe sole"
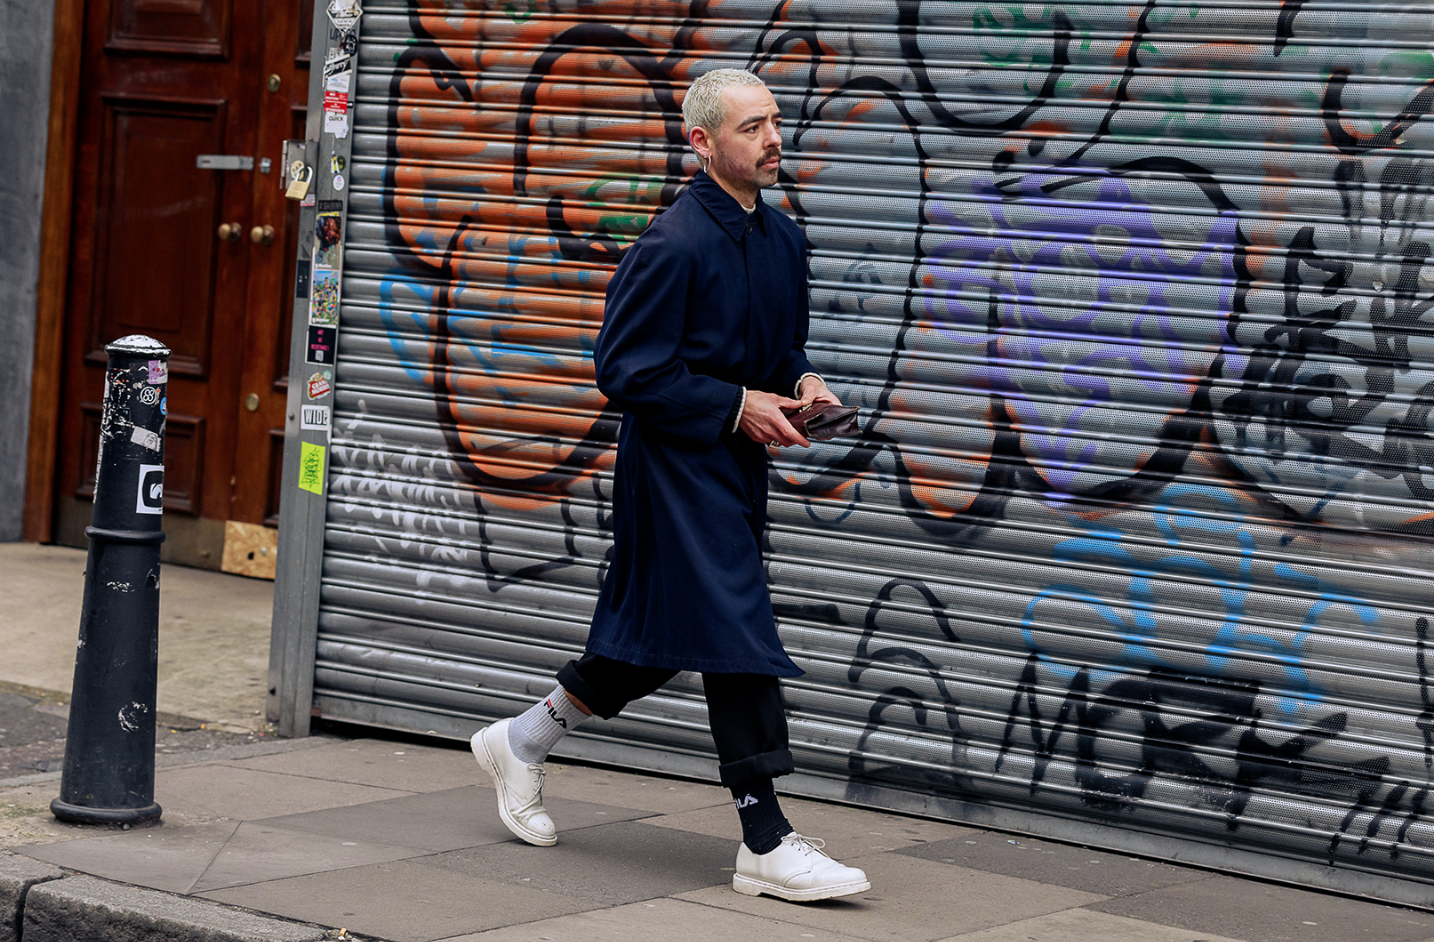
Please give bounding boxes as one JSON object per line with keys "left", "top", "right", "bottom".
{"left": 731, "top": 873, "right": 871, "bottom": 902}
{"left": 470, "top": 727, "right": 557, "bottom": 847}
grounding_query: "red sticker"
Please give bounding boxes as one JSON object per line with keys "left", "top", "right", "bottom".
{"left": 307, "top": 370, "right": 332, "bottom": 400}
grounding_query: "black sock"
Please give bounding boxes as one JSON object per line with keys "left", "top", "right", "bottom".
{"left": 731, "top": 779, "right": 792, "bottom": 855}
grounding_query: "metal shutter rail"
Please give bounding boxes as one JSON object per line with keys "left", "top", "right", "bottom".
{"left": 310, "top": 0, "right": 1434, "bottom": 897}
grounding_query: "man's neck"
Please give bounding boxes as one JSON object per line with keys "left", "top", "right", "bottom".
{"left": 704, "top": 168, "right": 760, "bottom": 211}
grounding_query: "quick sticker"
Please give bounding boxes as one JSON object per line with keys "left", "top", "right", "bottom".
{"left": 323, "top": 70, "right": 351, "bottom": 139}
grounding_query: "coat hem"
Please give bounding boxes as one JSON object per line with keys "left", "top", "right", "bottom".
{"left": 584, "top": 640, "right": 803, "bottom": 678}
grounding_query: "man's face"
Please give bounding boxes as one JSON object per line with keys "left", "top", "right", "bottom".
{"left": 705, "top": 85, "right": 783, "bottom": 194}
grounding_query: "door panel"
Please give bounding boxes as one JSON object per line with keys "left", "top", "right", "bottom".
{"left": 88, "top": 97, "right": 226, "bottom": 376}
{"left": 106, "top": 0, "right": 233, "bottom": 57}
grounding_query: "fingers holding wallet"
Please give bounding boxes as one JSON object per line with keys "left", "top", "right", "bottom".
{"left": 798, "top": 374, "right": 841, "bottom": 406}
{"left": 739, "top": 389, "right": 810, "bottom": 448}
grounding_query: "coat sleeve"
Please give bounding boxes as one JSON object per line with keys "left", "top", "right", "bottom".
{"left": 595, "top": 231, "right": 742, "bottom": 445}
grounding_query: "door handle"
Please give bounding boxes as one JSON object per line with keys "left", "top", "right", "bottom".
{"left": 250, "top": 225, "right": 275, "bottom": 246}
{"left": 217, "top": 222, "right": 242, "bottom": 243}
{"left": 196, "top": 155, "right": 254, "bottom": 171}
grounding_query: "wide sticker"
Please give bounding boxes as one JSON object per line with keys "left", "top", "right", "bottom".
{"left": 301, "top": 404, "right": 331, "bottom": 433}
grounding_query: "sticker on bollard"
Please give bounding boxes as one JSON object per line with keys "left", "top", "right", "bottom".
{"left": 136, "top": 464, "right": 164, "bottom": 514}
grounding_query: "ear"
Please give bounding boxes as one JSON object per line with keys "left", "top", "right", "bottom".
{"left": 688, "top": 125, "right": 712, "bottom": 167}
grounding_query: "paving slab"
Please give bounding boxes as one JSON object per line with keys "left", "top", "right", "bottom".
{"left": 192, "top": 820, "right": 427, "bottom": 892}
{"left": 539, "top": 762, "right": 732, "bottom": 814}
{"left": 1088, "top": 873, "right": 1434, "bottom": 942}
{"left": 937, "top": 907, "right": 1250, "bottom": 942}
{"left": 675, "top": 851, "right": 1106, "bottom": 942}
{"left": 438, "top": 896, "right": 869, "bottom": 941}
{"left": 23, "top": 874, "right": 324, "bottom": 942}
{"left": 21, "top": 821, "right": 240, "bottom": 894}
{"left": 646, "top": 794, "right": 973, "bottom": 857}
{"left": 0, "top": 852, "right": 64, "bottom": 942}
{"left": 156, "top": 763, "right": 413, "bottom": 819}
{"left": 229, "top": 738, "right": 479, "bottom": 793}
{"left": 0, "top": 543, "right": 274, "bottom": 732}
{"left": 256, "top": 785, "right": 652, "bottom": 853}
{"left": 200, "top": 858, "right": 601, "bottom": 942}
{"left": 421, "top": 820, "right": 735, "bottom": 906}
{"left": 896, "top": 832, "right": 1208, "bottom": 896}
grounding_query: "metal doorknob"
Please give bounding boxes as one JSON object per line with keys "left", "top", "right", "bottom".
{"left": 244, "top": 393, "right": 260, "bottom": 412}
{"left": 250, "top": 225, "right": 275, "bottom": 246}
{"left": 217, "top": 222, "right": 242, "bottom": 242}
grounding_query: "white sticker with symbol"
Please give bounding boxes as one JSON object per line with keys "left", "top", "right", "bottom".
{"left": 136, "top": 464, "right": 164, "bottom": 515}
{"left": 130, "top": 426, "right": 161, "bottom": 452}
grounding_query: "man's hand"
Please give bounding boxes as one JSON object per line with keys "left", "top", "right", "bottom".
{"left": 798, "top": 375, "right": 841, "bottom": 406}
{"left": 739, "top": 389, "right": 810, "bottom": 448}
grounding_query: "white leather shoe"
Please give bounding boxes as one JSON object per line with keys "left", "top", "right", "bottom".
{"left": 733, "top": 832, "right": 871, "bottom": 901}
{"left": 470, "top": 718, "right": 557, "bottom": 846}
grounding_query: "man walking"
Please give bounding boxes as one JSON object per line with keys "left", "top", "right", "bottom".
{"left": 471, "top": 68, "right": 871, "bottom": 903}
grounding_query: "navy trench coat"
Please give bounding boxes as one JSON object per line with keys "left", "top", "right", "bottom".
{"left": 584, "top": 172, "right": 816, "bottom": 676}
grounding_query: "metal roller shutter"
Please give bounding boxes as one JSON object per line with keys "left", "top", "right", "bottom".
{"left": 301, "top": 0, "right": 1434, "bottom": 898}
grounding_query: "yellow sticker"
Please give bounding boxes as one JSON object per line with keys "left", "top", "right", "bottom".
{"left": 298, "top": 441, "right": 326, "bottom": 495}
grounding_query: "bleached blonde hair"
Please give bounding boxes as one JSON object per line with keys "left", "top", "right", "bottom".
{"left": 682, "top": 68, "right": 767, "bottom": 137}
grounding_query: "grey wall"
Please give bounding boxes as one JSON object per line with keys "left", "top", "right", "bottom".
{"left": 0, "top": 0, "right": 56, "bottom": 541}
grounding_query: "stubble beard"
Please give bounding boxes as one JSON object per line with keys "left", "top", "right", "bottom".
{"left": 712, "top": 145, "right": 782, "bottom": 194}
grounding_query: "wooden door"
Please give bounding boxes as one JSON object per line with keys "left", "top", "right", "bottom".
{"left": 54, "top": 0, "right": 312, "bottom": 569}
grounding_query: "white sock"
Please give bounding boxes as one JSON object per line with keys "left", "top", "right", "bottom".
{"left": 507, "top": 686, "right": 589, "bottom": 763}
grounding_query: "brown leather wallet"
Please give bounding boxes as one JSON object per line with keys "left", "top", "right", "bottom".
{"left": 780, "top": 402, "right": 859, "bottom": 441}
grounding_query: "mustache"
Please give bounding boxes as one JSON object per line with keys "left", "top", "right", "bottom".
{"left": 759, "top": 149, "right": 781, "bottom": 164}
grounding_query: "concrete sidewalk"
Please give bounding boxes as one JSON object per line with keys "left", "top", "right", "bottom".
{"left": 7, "top": 736, "right": 1434, "bottom": 942}
{"left": 3, "top": 543, "right": 1434, "bottom": 941}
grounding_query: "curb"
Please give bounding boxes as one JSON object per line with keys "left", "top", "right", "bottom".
{"left": 0, "top": 855, "right": 63, "bottom": 942}
{"left": 1, "top": 855, "right": 347, "bottom": 942}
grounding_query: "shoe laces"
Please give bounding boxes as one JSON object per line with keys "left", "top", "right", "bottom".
{"left": 783, "top": 832, "right": 826, "bottom": 855}
{"left": 516, "top": 764, "right": 545, "bottom": 806}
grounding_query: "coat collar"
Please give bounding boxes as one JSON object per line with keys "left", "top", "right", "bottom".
{"left": 688, "top": 171, "right": 768, "bottom": 243}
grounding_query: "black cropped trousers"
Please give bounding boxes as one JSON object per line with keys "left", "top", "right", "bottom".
{"left": 557, "top": 653, "right": 794, "bottom": 790}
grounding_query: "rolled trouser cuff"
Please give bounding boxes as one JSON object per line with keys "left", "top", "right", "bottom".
{"left": 557, "top": 660, "right": 625, "bottom": 719}
{"left": 718, "top": 747, "right": 795, "bottom": 789}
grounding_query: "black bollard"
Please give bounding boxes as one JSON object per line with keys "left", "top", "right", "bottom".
{"left": 51, "top": 335, "right": 171, "bottom": 825}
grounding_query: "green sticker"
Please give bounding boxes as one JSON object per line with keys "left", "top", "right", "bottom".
{"left": 298, "top": 441, "right": 326, "bottom": 495}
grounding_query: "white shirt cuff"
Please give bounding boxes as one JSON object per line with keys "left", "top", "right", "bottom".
{"left": 730, "top": 387, "right": 747, "bottom": 434}
{"left": 795, "top": 372, "right": 824, "bottom": 398}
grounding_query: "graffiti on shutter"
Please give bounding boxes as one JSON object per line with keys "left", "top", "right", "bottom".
{"left": 327, "top": 0, "right": 1434, "bottom": 882}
